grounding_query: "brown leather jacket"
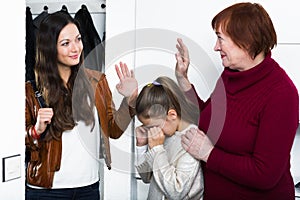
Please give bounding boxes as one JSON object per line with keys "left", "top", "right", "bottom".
{"left": 25, "top": 68, "right": 135, "bottom": 188}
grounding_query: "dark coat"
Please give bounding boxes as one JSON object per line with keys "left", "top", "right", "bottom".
{"left": 75, "top": 5, "right": 104, "bottom": 72}
{"left": 25, "top": 7, "right": 36, "bottom": 81}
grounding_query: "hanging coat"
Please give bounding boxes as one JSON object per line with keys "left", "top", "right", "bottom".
{"left": 75, "top": 5, "right": 104, "bottom": 72}
{"left": 26, "top": 6, "right": 49, "bottom": 82}
{"left": 32, "top": 8, "right": 48, "bottom": 38}
{"left": 25, "top": 7, "right": 36, "bottom": 81}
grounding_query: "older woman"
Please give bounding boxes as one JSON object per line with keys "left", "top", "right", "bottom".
{"left": 176, "top": 2, "right": 299, "bottom": 200}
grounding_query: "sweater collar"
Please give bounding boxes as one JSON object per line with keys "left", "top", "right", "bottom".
{"left": 221, "top": 52, "right": 274, "bottom": 94}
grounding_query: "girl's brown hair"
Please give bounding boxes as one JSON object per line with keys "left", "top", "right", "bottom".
{"left": 136, "top": 76, "right": 199, "bottom": 125}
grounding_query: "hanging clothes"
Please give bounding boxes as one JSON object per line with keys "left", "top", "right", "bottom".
{"left": 75, "top": 4, "right": 104, "bottom": 72}
{"left": 26, "top": 4, "right": 105, "bottom": 80}
{"left": 26, "top": 6, "right": 49, "bottom": 82}
{"left": 25, "top": 7, "right": 36, "bottom": 81}
{"left": 61, "top": 5, "right": 68, "bottom": 13}
{"left": 32, "top": 6, "right": 49, "bottom": 38}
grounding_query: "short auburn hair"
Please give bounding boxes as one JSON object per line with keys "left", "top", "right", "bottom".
{"left": 211, "top": 2, "right": 277, "bottom": 58}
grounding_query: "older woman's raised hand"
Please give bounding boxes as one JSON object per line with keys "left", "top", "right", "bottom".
{"left": 175, "top": 38, "right": 192, "bottom": 91}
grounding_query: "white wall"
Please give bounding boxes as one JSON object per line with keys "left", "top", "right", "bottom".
{"left": 105, "top": 1, "right": 137, "bottom": 199}
{"left": 0, "top": 1, "right": 25, "bottom": 199}
{"left": 106, "top": 0, "right": 300, "bottom": 199}
{"left": 133, "top": 0, "right": 300, "bottom": 110}
{"left": 1, "top": 1, "right": 299, "bottom": 200}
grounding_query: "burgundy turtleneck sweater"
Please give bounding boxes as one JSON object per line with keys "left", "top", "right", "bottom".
{"left": 186, "top": 53, "right": 299, "bottom": 200}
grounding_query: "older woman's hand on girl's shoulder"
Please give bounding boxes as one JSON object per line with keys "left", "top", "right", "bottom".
{"left": 181, "top": 128, "right": 214, "bottom": 162}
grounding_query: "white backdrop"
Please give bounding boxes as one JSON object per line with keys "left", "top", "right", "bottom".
{"left": 106, "top": 1, "right": 300, "bottom": 199}
{"left": 0, "top": 1, "right": 298, "bottom": 199}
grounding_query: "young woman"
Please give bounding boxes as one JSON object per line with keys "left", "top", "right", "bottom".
{"left": 25, "top": 11, "right": 137, "bottom": 199}
{"left": 135, "top": 76, "right": 204, "bottom": 200}
{"left": 176, "top": 2, "right": 299, "bottom": 199}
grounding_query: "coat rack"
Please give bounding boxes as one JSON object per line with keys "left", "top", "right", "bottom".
{"left": 27, "top": 1, "right": 106, "bottom": 15}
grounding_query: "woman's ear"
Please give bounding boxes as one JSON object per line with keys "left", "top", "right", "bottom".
{"left": 167, "top": 109, "right": 177, "bottom": 120}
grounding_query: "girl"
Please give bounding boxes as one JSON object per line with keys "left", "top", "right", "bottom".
{"left": 135, "top": 76, "right": 204, "bottom": 200}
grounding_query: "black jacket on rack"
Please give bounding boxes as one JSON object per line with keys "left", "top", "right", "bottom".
{"left": 75, "top": 4, "right": 104, "bottom": 72}
{"left": 26, "top": 7, "right": 36, "bottom": 82}
{"left": 26, "top": 6, "right": 49, "bottom": 82}
{"left": 32, "top": 7, "right": 48, "bottom": 37}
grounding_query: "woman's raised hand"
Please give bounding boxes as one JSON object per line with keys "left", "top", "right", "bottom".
{"left": 175, "top": 38, "right": 192, "bottom": 91}
{"left": 115, "top": 62, "right": 138, "bottom": 106}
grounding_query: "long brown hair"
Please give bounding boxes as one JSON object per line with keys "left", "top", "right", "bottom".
{"left": 35, "top": 11, "right": 94, "bottom": 140}
{"left": 136, "top": 76, "right": 199, "bottom": 125}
